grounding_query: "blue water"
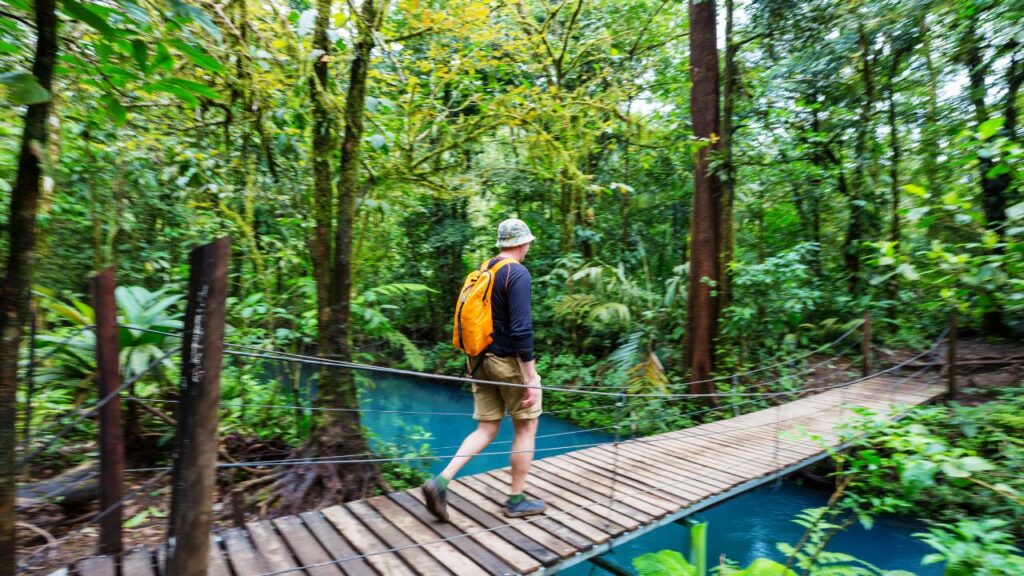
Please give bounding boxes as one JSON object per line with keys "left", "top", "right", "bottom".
{"left": 358, "top": 377, "right": 612, "bottom": 476}
{"left": 560, "top": 482, "right": 938, "bottom": 575}
{"left": 357, "top": 376, "right": 938, "bottom": 575}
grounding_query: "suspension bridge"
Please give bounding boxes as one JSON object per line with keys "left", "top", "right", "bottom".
{"left": 14, "top": 241, "right": 954, "bottom": 576}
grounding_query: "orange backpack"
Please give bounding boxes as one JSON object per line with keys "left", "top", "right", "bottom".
{"left": 452, "top": 258, "right": 517, "bottom": 357}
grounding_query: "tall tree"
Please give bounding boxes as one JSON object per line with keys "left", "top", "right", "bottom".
{"left": 719, "top": 0, "right": 738, "bottom": 309}
{"left": 289, "top": 0, "right": 388, "bottom": 509}
{"left": 324, "top": 0, "right": 389, "bottom": 501}
{"left": 0, "top": 0, "right": 58, "bottom": 573}
{"left": 958, "top": 9, "right": 1021, "bottom": 335}
{"left": 684, "top": 0, "right": 722, "bottom": 401}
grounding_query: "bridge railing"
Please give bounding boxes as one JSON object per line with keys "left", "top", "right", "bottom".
{"left": 12, "top": 236, "right": 955, "bottom": 575}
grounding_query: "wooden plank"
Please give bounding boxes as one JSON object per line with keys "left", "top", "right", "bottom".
{"left": 222, "top": 527, "right": 270, "bottom": 576}
{"left": 76, "top": 556, "right": 115, "bottom": 576}
{"left": 345, "top": 500, "right": 453, "bottom": 575}
{"left": 386, "top": 492, "right": 518, "bottom": 576}
{"left": 207, "top": 536, "right": 231, "bottom": 576}
{"left": 490, "top": 468, "right": 640, "bottom": 531}
{"left": 468, "top": 471, "right": 610, "bottom": 541}
{"left": 247, "top": 520, "right": 301, "bottom": 573}
{"left": 569, "top": 448, "right": 721, "bottom": 500}
{"left": 452, "top": 479, "right": 585, "bottom": 558}
{"left": 299, "top": 511, "right": 377, "bottom": 576}
{"left": 532, "top": 459, "right": 676, "bottom": 517}
{"left": 322, "top": 504, "right": 414, "bottom": 575}
{"left": 542, "top": 453, "right": 693, "bottom": 509}
{"left": 406, "top": 490, "right": 541, "bottom": 574}
{"left": 445, "top": 490, "right": 561, "bottom": 566}
{"left": 473, "top": 473, "right": 614, "bottom": 543}
{"left": 638, "top": 428, "right": 804, "bottom": 473}
{"left": 121, "top": 548, "right": 155, "bottom": 576}
{"left": 603, "top": 439, "right": 749, "bottom": 486}
{"left": 366, "top": 495, "right": 489, "bottom": 576}
{"left": 273, "top": 515, "right": 345, "bottom": 576}
{"left": 634, "top": 434, "right": 793, "bottom": 482}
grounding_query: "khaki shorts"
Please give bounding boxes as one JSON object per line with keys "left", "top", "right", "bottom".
{"left": 469, "top": 354, "right": 542, "bottom": 421}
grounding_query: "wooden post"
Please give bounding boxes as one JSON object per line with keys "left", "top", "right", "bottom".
{"left": 92, "top": 268, "right": 124, "bottom": 556}
{"left": 230, "top": 489, "right": 246, "bottom": 529}
{"left": 167, "top": 239, "right": 230, "bottom": 576}
{"left": 947, "top": 311, "right": 958, "bottom": 399}
{"left": 861, "top": 311, "right": 872, "bottom": 377}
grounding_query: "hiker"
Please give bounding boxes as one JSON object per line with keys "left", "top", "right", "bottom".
{"left": 422, "top": 218, "right": 546, "bottom": 521}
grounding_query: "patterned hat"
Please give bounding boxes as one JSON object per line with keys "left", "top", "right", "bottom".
{"left": 496, "top": 218, "right": 536, "bottom": 248}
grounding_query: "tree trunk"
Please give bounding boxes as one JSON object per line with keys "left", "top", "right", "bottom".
{"left": 919, "top": 18, "right": 940, "bottom": 196}
{"left": 845, "top": 23, "right": 875, "bottom": 298}
{"left": 559, "top": 171, "right": 573, "bottom": 254}
{"left": 885, "top": 50, "right": 904, "bottom": 331}
{"left": 1, "top": 1, "right": 57, "bottom": 573}
{"left": 719, "top": 0, "right": 737, "bottom": 310}
{"left": 309, "top": 0, "right": 334, "bottom": 347}
{"left": 684, "top": 0, "right": 721, "bottom": 403}
{"left": 323, "top": 0, "right": 386, "bottom": 501}
{"left": 961, "top": 20, "right": 1018, "bottom": 335}
{"left": 286, "top": 0, "right": 385, "bottom": 511}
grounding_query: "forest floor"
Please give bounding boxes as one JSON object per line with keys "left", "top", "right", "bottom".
{"left": 15, "top": 338, "right": 1024, "bottom": 574}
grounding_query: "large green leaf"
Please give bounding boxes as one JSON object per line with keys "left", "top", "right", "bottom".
{"left": 169, "top": 40, "right": 224, "bottom": 73}
{"left": 0, "top": 71, "right": 51, "bottom": 105}
{"left": 161, "top": 78, "right": 222, "bottom": 100}
{"left": 731, "top": 559, "right": 797, "bottom": 576}
{"left": 633, "top": 550, "right": 694, "bottom": 576}
{"left": 60, "top": 0, "right": 117, "bottom": 39}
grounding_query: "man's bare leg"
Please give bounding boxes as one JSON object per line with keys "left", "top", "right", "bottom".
{"left": 439, "top": 420, "right": 501, "bottom": 480}
{"left": 509, "top": 417, "right": 538, "bottom": 494}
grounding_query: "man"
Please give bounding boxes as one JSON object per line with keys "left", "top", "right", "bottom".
{"left": 422, "top": 218, "right": 546, "bottom": 521}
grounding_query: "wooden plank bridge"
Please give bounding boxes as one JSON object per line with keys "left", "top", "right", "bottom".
{"left": 62, "top": 371, "right": 944, "bottom": 576}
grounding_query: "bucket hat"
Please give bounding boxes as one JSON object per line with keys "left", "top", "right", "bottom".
{"left": 496, "top": 218, "right": 536, "bottom": 248}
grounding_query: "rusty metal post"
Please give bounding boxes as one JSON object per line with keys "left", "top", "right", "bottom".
{"left": 947, "top": 311, "right": 958, "bottom": 399}
{"left": 92, "top": 268, "right": 124, "bottom": 556}
{"left": 167, "top": 239, "right": 230, "bottom": 576}
{"left": 861, "top": 311, "right": 872, "bottom": 377}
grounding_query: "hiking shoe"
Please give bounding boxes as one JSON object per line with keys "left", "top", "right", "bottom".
{"left": 422, "top": 477, "right": 449, "bottom": 522}
{"left": 504, "top": 497, "right": 546, "bottom": 518}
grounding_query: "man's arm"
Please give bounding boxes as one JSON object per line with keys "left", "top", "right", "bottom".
{"left": 520, "top": 358, "right": 541, "bottom": 408}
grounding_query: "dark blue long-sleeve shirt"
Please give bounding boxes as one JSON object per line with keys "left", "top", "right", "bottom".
{"left": 486, "top": 257, "right": 535, "bottom": 362}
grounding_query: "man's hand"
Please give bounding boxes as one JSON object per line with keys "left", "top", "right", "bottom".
{"left": 521, "top": 377, "right": 542, "bottom": 408}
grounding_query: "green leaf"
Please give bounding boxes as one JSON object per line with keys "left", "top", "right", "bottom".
{"left": 633, "top": 550, "right": 694, "bottom": 576}
{"left": 61, "top": 0, "right": 117, "bottom": 39}
{"left": 940, "top": 461, "right": 970, "bottom": 478}
{"left": 733, "top": 559, "right": 797, "bottom": 576}
{"left": 169, "top": 40, "right": 224, "bottom": 72}
{"left": 977, "top": 146, "right": 1000, "bottom": 159}
{"left": 124, "top": 509, "right": 149, "bottom": 528}
{"left": 169, "top": 0, "right": 221, "bottom": 40}
{"left": 902, "top": 183, "right": 927, "bottom": 197}
{"left": 0, "top": 40, "right": 21, "bottom": 55}
{"left": 977, "top": 117, "right": 1004, "bottom": 140}
{"left": 152, "top": 42, "right": 173, "bottom": 71}
{"left": 101, "top": 94, "right": 126, "bottom": 125}
{"left": 1007, "top": 202, "right": 1024, "bottom": 221}
{"left": 689, "top": 522, "right": 707, "bottom": 576}
{"left": 161, "top": 77, "right": 221, "bottom": 100}
{"left": 131, "top": 39, "right": 149, "bottom": 73}
{"left": 142, "top": 79, "right": 198, "bottom": 107}
{"left": 957, "top": 456, "right": 994, "bottom": 472}
{"left": 0, "top": 71, "right": 50, "bottom": 105}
